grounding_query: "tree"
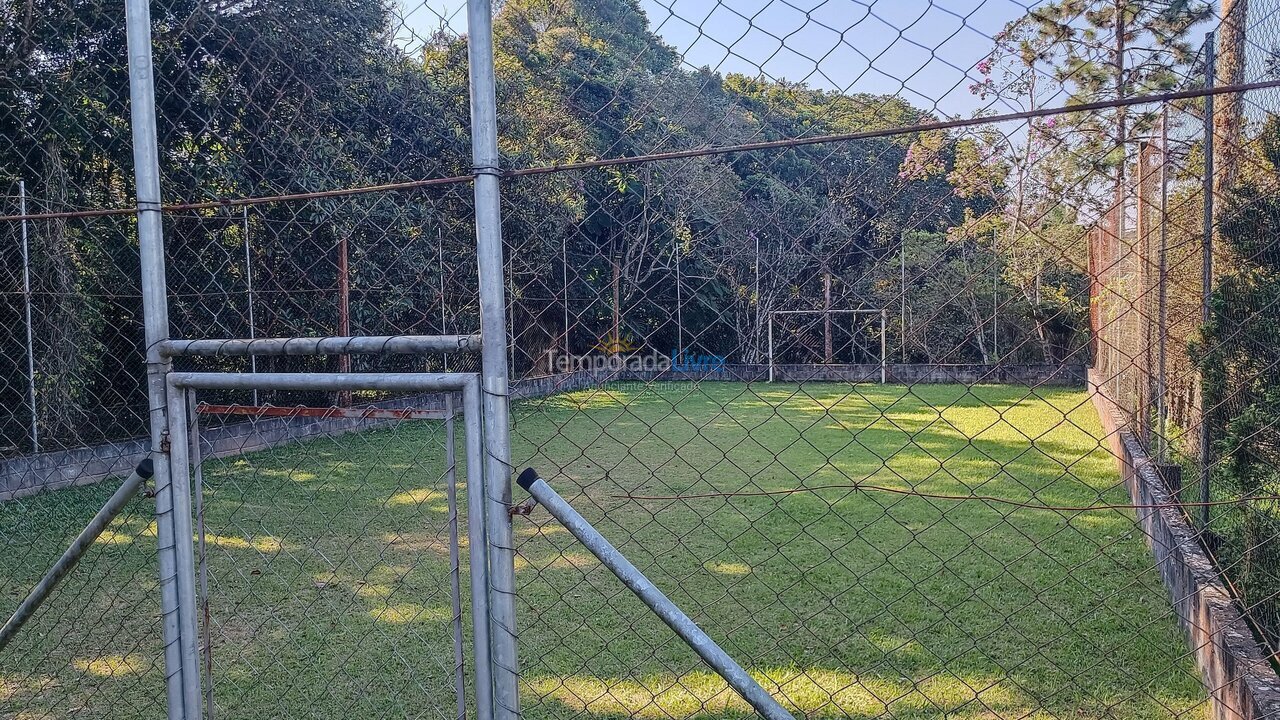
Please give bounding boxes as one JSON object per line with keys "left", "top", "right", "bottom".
{"left": 1215, "top": 0, "right": 1249, "bottom": 195}
{"left": 994, "top": 1, "right": 1211, "bottom": 219}
{"left": 1195, "top": 114, "right": 1280, "bottom": 652}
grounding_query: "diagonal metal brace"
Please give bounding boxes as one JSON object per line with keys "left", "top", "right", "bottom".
{"left": 515, "top": 468, "right": 797, "bottom": 720}
{"left": 0, "top": 459, "right": 155, "bottom": 652}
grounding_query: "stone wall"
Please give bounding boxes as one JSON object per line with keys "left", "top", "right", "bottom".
{"left": 516, "top": 363, "right": 1085, "bottom": 387}
{"left": 1091, "top": 373, "right": 1280, "bottom": 720}
{"left": 0, "top": 393, "right": 456, "bottom": 501}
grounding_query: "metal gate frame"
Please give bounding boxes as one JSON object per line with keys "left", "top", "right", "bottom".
{"left": 168, "top": 372, "right": 491, "bottom": 720}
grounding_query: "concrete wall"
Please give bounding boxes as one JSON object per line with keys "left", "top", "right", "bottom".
{"left": 0, "top": 394, "right": 456, "bottom": 501}
{"left": 516, "top": 363, "right": 1085, "bottom": 388}
{"left": 1, "top": 363, "right": 1083, "bottom": 500}
{"left": 1090, "top": 373, "right": 1280, "bottom": 720}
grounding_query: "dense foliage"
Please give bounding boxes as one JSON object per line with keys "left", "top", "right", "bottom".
{"left": 0, "top": 0, "right": 1108, "bottom": 450}
{"left": 1196, "top": 115, "right": 1280, "bottom": 651}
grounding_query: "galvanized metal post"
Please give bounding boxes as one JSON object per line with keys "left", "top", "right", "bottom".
{"left": 18, "top": 180, "right": 37, "bottom": 453}
{"left": 465, "top": 1, "right": 519, "bottom": 716}
{"left": 880, "top": 309, "right": 887, "bottom": 384}
{"left": 445, "top": 395, "right": 467, "bottom": 720}
{"left": 1200, "top": 33, "right": 1215, "bottom": 528}
{"left": 164, "top": 382, "right": 203, "bottom": 719}
{"left": 1158, "top": 104, "right": 1170, "bottom": 464}
{"left": 767, "top": 313, "right": 774, "bottom": 382}
{"left": 187, "top": 392, "right": 214, "bottom": 720}
{"left": 462, "top": 378, "right": 494, "bottom": 720}
{"left": 124, "top": 0, "right": 202, "bottom": 715}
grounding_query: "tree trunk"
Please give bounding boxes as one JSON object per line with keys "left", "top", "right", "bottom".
{"left": 965, "top": 245, "right": 991, "bottom": 365}
{"left": 1113, "top": 0, "right": 1127, "bottom": 229}
{"left": 1215, "top": 0, "right": 1248, "bottom": 195}
{"left": 39, "top": 139, "right": 88, "bottom": 444}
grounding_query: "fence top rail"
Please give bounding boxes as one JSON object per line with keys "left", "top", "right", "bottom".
{"left": 168, "top": 372, "right": 478, "bottom": 392}
{"left": 160, "top": 334, "right": 481, "bottom": 357}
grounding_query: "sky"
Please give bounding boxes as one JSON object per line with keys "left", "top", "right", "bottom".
{"left": 396, "top": 0, "right": 1045, "bottom": 119}
{"left": 633, "top": 0, "right": 1038, "bottom": 117}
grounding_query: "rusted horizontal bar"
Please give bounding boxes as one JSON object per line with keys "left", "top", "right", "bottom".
{"left": 195, "top": 403, "right": 449, "bottom": 420}
{"left": 6, "top": 77, "right": 1280, "bottom": 224}
{"left": 160, "top": 334, "right": 480, "bottom": 357}
{"left": 769, "top": 309, "right": 884, "bottom": 315}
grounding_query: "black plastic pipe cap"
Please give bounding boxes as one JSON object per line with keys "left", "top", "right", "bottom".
{"left": 517, "top": 467, "right": 540, "bottom": 491}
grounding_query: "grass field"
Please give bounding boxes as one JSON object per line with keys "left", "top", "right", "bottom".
{"left": 1, "top": 383, "right": 1207, "bottom": 719}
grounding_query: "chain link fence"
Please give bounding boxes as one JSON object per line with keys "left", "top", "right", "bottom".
{"left": 4, "top": 1, "right": 1280, "bottom": 719}
{"left": 1090, "top": 0, "right": 1280, "bottom": 663}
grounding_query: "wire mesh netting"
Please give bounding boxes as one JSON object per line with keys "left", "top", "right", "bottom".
{"left": 188, "top": 396, "right": 471, "bottom": 718}
{"left": 1089, "top": 0, "right": 1280, "bottom": 662}
{"left": 4, "top": 0, "right": 1280, "bottom": 719}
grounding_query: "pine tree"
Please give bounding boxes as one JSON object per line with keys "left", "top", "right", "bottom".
{"left": 999, "top": 1, "right": 1211, "bottom": 215}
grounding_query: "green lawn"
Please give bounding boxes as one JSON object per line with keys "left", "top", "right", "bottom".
{"left": 1, "top": 383, "right": 1207, "bottom": 719}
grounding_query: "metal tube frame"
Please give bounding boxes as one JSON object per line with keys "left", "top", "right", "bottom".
{"left": 161, "top": 334, "right": 481, "bottom": 358}
{"left": 187, "top": 393, "right": 214, "bottom": 720}
{"left": 466, "top": 1, "right": 520, "bottom": 717}
{"left": 195, "top": 404, "right": 450, "bottom": 420}
{"left": 516, "top": 469, "right": 796, "bottom": 720}
{"left": 444, "top": 395, "right": 468, "bottom": 720}
{"left": 164, "top": 373, "right": 206, "bottom": 720}
{"left": 127, "top": 0, "right": 516, "bottom": 715}
{"left": 165, "top": 371, "right": 495, "bottom": 720}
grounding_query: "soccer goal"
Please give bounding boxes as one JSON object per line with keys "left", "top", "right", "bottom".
{"left": 766, "top": 309, "right": 888, "bottom": 383}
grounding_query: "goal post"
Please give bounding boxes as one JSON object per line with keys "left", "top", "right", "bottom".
{"left": 767, "top": 309, "right": 888, "bottom": 384}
